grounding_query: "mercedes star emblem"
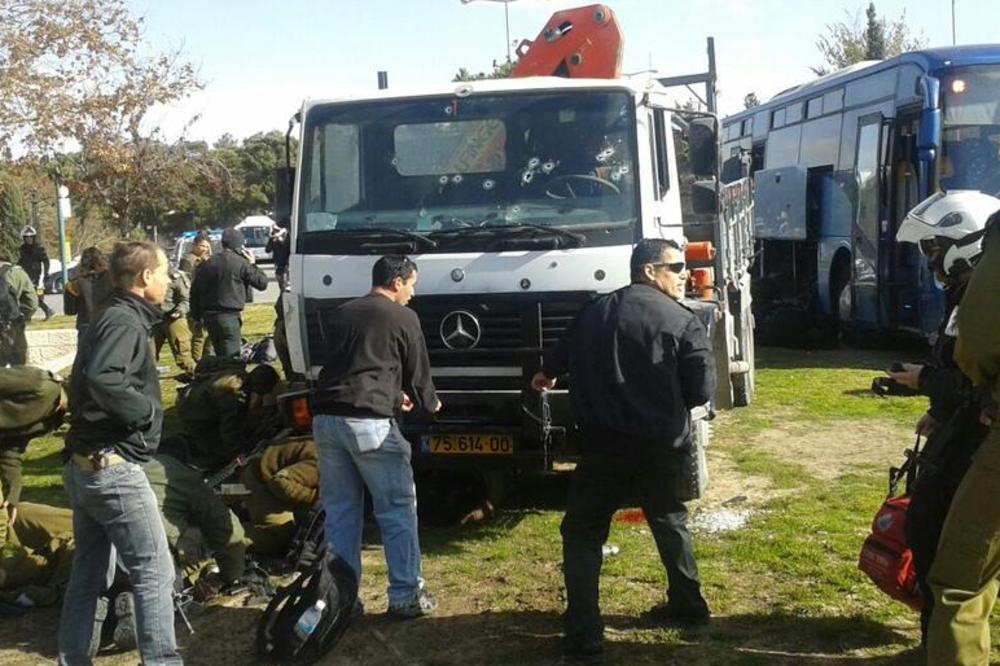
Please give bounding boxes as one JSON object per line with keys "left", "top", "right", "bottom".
{"left": 440, "top": 310, "right": 482, "bottom": 350}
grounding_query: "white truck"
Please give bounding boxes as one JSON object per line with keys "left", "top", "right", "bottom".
{"left": 275, "top": 4, "right": 755, "bottom": 496}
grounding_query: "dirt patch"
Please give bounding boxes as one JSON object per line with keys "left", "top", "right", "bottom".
{"left": 749, "top": 418, "right": 915, "bottom": 481}
{"left": 695, "top": 447, "right": 792, "bottom": 510}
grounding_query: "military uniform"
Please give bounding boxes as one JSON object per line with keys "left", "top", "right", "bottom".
{"left": 0, "top": 261, "right": 39, "bottom": 366}
{"left": 179, "top": 252, "right": 210, "bottom": 361}
{"left": 0, "top": 367, "right": 65, "bottom": 545}
{"left": 0, "top": 502, "right": 75, "bottom": 607}
{"left": 142, "top": 453, "right": 247, "bottom": 583}
{"left": 152, "top": 268, "right": 195, "bottom": 375}
{"left": 177, "top": 365, "right": 260, "bottom": 470}
{"left": 240, "top": 436, "right": 318, "bottom": 557}
{"left": 928, "top": 223, "right": 1000, "bottom": 665}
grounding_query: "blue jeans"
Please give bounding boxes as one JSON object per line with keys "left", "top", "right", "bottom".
{"left": 58, "top": 460, "right": 181, "bottom": 666}
{"left": 314, "top": 415, "right": 421, "bottom": 606}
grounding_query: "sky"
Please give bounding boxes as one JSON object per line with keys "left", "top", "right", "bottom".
{"left": 128, "top": 0, "right": 996, "bottom": 144}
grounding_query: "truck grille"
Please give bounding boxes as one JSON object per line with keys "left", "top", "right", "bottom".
{"left": 302, "top": 292, "right": 594, "bottom": 387}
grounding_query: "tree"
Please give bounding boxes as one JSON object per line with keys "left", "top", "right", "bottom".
{"left": 0, "top": 0, "right": 200, "bottom": 154}
{"left": 743, "top": 92, "right": 761, "bottom": 109}
{"left": 0, "top": 173, "right": 28, "bottom": 260}
{"left": 812, "top": 2, "right": 926, "bottom": 76}
{"left": 453, "top": 60, "right": 517, "bottom": 81}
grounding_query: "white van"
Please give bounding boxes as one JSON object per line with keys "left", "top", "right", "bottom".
{"left": 235, "top": 215, "right": 276, "bottom": 263}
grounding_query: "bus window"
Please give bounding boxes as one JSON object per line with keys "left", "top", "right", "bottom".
{"left": 807, "top": 97, "right": 823, "bottom": 119}
{"left": 823, "top": 89, "right": 844, "bottom": 112}
{"left": 941, "top": 66, "right": 1000, "bottom": 195}
{"left": 771, "top": 108, "right": 786, "bottom": 129}
{"left": 786, "top": 103, "right": 803, "bottom": 124}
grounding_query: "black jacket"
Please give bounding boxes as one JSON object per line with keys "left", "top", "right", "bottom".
{"left": 17, "top": 243, "right": 49, "bottom": 286}
{"left": 915, "top": 282, "right": 990, "bottom": 480}
{"left": 311, "top": 294, "right": 439, "bottom": 418}
{"left": 66, "top": 291, "right": 164, "bottom": 462}
{"left": 543, "top": 283, "right": 715, "bottom": 452}
{"left": 190, "top": 249, "right": 268, "bottom": 317}
{"left": 265, "top": 235, "right": 290, "bottom": 271}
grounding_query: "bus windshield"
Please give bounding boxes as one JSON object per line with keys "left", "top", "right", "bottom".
{"left": 940, "top": 66, "right": 1000, "bottom": 195}
{"left": 297, "top": 90, "right": 638, "bottom": 252}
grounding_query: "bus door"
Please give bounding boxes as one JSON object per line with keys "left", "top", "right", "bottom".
{"left": 851, "top": 114, "right": 891, "bottom": 328}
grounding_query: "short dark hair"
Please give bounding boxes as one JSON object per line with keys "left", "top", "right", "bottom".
{"left": 110, "top": 241, "right": 162, "bottom": 289}
{"left": 372, "top": 255, "right": 418, "bottom": 289}
{"left": 630, "top": 239, "right": 681, "bottom": 282}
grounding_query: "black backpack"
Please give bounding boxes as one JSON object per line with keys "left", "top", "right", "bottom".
{"left": 286, "top": 502, "right": 326, "bottom": 570}
{"left": 256, "top": 542, "right": 358, "bottom": 664}
{"left": 0, "top": 265, "right": 22, "bottom": 329}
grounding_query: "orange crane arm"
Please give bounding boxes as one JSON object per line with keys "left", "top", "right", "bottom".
{"left": 512, "top": 4, "right": 623, "bottom": 79}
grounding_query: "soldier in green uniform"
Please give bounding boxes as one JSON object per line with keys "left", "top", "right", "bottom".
{"left": 141, "top": 452, "right": 248, "bottom": 586}
{"left": 928, "top": 210, "right": 1000, "bottom": 665}
{"left": 176, "top": 363, "right": 281, "bottom": 471}
{"left": 0, "top": 502, "right": 75, "bottom": 607}
{"left": 0, "top": 252, "right": 39, "bottom": 367}
{"left": 152, "top": 266, "right": 196, "bottom": 377}
{"left": 179, "top": 230, "right": 212, "bottom": 361}
{"left": 240, "top": 436, "right": 318, "bottom": 557}
{"left": 0, "top": 367, "right": 67, "bottom": 545}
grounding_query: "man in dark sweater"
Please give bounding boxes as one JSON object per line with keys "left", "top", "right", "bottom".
{"left": 17, "top": 225, "right": 53, "bottom": 320}
{"left": 58, "top": 242, "right": 182, "bottom": 665}
{"left": 532, "top": 238, "right": 715, "bottom": 661}
{"left": 190, "top": 227, "right": 268, "bottom": 358}
{"left": 311, "top": 255, "right": 441, "bottom": 618}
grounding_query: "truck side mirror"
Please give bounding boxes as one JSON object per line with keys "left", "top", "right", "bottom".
{"left": 691, "top": 179, "right": 718, "bottom": 215}
{"left": 273, "top": 167, "right": 295, "bottom": 229}
{"left": 688, "top": 118, "right": 718, "bottom": 178}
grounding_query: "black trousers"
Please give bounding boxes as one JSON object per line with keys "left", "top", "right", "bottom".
{"left": 203, "top": 312, "right": 243, "bottom": 359}
{"left": 560, "top": 446, "right": 707, "bottom": 644}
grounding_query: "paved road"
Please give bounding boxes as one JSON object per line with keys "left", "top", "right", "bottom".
{"left": 37, "top": 264, "right": 280, "bottom": 320}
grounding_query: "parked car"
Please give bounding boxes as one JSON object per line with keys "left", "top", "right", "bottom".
{"left": 235, "top": 215, "right": 276, "bottom": 263}
{"left": 171, "top": 229, "right": 223, "bottom": 268}
{"left": 44, "top": 257, "right": 80, "bottom": 294}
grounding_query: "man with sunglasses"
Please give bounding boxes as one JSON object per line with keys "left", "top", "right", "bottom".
{"left": 532, "top": 238, "right": 715, "bottom": 661}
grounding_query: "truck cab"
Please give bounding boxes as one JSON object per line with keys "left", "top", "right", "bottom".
{"left": 280, "top": 73, "right": 754, "bottom": 486}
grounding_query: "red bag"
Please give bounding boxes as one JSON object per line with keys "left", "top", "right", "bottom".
{"left": 858, "top": 494, "right": 923, "bottom": 610}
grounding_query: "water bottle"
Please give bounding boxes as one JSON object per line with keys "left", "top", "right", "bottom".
{"left": 602, "top": 544, "right": 620, "bottom": 558}
{"left": 293, "top": 600, "right": 327, "bottom": 642}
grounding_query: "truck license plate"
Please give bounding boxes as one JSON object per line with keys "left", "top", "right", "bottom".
{"left": 426, "top": 434, "right": 514, "bottom": 455}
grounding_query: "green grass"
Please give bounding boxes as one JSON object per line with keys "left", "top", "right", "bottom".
{"left": 7, "top": 334, "right": 987, "bottom": 665}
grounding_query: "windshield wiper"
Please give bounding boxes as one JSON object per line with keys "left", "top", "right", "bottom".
{"left": 330, "top": 226, "right": 437, "bottom": 249}
{"left": 430, "top": 222, "right": 586, "bottom": 248}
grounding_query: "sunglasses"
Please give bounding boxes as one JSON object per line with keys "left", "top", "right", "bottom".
{"left": 649, "top": 261, "right": 687, "bottom": 274}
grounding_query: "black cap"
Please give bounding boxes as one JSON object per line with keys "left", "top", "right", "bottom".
{"left": 221, "top": 227, "right": 244, "bottom": 251}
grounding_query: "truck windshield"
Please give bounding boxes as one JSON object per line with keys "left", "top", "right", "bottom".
{"left": 940, "top": 66, "right": 1000, "bottom": 195}
{"left": 298, "top": 90, "right": 638, "bottom": 252}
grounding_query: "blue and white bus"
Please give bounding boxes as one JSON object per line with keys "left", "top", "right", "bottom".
{"left": 722, "top": 45, "right": 1000, "bottom": 343}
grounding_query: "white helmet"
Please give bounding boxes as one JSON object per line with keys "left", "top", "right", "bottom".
{"left": 19, "top": 225, "right": 36, "bottom": 238}
{"left": 897, "top": 190, "right": 1000, "bottom": 276}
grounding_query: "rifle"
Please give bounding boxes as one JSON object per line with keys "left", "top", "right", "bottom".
{"left": 204, "top": 426, "right": 293, "bottom": 489}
